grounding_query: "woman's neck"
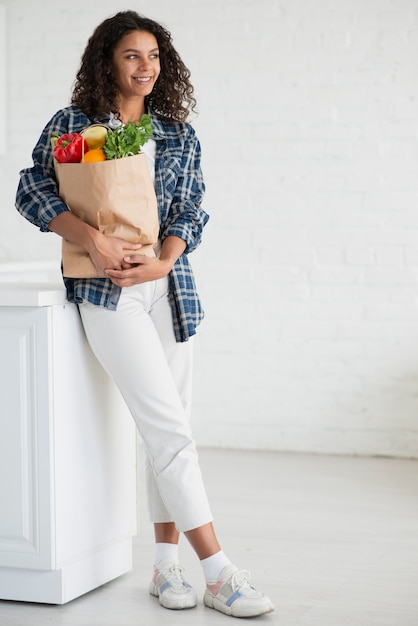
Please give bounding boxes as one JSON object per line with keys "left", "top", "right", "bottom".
{"left": 117, "top": 99, "right": 146, "bottom": 125}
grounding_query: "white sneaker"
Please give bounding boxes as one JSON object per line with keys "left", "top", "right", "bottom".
{"left": 149, "top": 560, "right": 197, "bottom": 610}
{"left": 204, "top": 564, "right": 275, "bottom": 617}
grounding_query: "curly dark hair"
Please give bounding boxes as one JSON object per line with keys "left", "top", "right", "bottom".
{"left": 71, "top": 10, "right": 196, "bottom": 123}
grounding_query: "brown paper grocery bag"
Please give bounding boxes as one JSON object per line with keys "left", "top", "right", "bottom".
{"left": 55, "top": 152, "right": 159, "bottom": 278}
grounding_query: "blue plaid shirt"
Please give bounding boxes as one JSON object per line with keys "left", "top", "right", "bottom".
{"left": 15, "top": 105, "right": 209, "bottom": 342}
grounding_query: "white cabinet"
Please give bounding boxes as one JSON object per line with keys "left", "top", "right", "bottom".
{"left": 0, "top": 284, "right": 137, "bottom": 604}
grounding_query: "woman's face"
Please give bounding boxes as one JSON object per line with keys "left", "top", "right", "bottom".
{"left": 111, "top": 30, "right": 161, "bottom": 100}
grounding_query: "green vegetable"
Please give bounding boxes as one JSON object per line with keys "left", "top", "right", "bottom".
{"left": 103, "top": 114, "right": 153, "bottom": 160}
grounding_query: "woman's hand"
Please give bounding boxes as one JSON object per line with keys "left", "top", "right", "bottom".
{"left": 104, "top": 254, "right": 171, "bottom": 287}
{"left": 87, "top": 232, "right": 143, "bottom": 277}
{"left": 48, "top": 211, "right": 142, "bottom": 276}
{"left": 104, "top": 235, "right": 187, "bottom": 287}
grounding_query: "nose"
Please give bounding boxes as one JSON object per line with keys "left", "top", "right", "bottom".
{"left": 138, "top": 55, "right": 152, "bottom": 71}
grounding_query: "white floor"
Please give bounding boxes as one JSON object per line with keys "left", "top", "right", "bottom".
{"left": 0, "top": 447, "right": 417, "bottom": 625}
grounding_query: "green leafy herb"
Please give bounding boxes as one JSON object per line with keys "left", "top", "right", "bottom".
{"left": 103, "top": 114, "right": 154, "bottom": 160}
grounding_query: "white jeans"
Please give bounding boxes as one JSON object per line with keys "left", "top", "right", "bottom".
{"left": 78, "top": 276, "right": 213, "bottom": 532}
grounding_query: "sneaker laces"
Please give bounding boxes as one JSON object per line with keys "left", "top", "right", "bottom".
{"left": 163, "top": 563, "right": 187, "bottom": 588}
{"left": 229, "top": 569, "right": 251, "bottom": 592}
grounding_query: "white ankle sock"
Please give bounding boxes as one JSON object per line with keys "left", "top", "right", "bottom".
{"left": 200, "top": 550, "right": 231, "bottom": 583}
{"left": 154, "top": 542, "right": 179, "bottom": 566}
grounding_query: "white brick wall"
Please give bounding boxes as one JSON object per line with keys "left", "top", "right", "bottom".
{"left": 1, "top": 0, "right": 418, "bottom": 457}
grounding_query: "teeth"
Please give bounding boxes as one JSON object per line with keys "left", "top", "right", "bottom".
{"left": 135, "top": 77, "right": 151, "bottom": 82}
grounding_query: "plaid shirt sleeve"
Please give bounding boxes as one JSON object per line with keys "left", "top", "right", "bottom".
{"left": 15, "top": 107, "right": 91, "bottom": 232}
{"left": 153, "top": 118, "right": 210, "bottom": 341}
{"left": 153, "top": 119, "right": 209, "bottom": 253}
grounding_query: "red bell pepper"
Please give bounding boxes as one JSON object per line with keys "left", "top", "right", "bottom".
{"left": 52, "top": 133, "right": 89, "bottom": 163}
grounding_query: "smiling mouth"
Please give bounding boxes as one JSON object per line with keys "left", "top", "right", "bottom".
{"left": 134, "top": 77, "right": 152, "bottom": 83}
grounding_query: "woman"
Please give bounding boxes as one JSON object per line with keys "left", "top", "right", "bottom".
{"left": 15, "top": 10, "right": 274, "bottom": 618}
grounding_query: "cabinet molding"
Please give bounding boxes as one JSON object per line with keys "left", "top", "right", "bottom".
{"left": 0, "top": 292, "right": 136, "bottom": 604}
